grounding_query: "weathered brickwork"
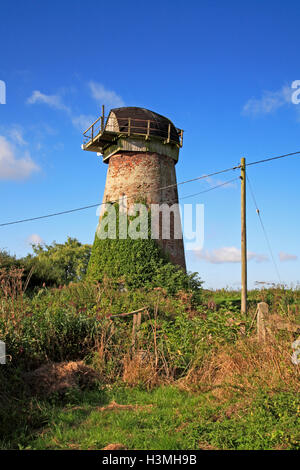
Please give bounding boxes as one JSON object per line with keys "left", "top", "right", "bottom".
{"left": 101, "top": 151, "right": 186, "bottom": 270}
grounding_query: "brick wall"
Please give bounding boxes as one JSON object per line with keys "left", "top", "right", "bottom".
{"left": 101, "top": 152, "right": 186, "bottom": 270}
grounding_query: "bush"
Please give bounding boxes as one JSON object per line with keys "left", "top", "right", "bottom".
{"left": 87, "top": 204, "right": 202, "bottom": 296}
{"left": 0, "top": 238, "right": 92, "bottom": 291}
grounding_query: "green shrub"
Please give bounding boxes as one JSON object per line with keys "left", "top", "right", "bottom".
{"left": 87, "top": 204, "right": 202, "bottom": 296}
{"left": 0, "top": 239, "right": 92, "bottom": 291}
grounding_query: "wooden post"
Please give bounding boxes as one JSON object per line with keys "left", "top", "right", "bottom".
{"left": 131, "top": 311, "right": 142, "bottom": 353}
{"left": 101, "top": 105, "right": 105, "bottom": 132}
{"left": 180, "top": 129, "right": 184, "bottom": 147}
{"left": 128, "top": 118, "right": 131, "bottom": 136}
{"left": 167, "top": 123, "right": 171, "bottom": 143}
{"left": 131, "top": 313, "right": 137, "bottom": 350}
{"left": 136, "top": 311, "right": 142, "bottom": 330}
{"left": 257, "top": 302, "right": 269, "bottom": 343}
{"left": 146, "top": 120, "right": 150, "bottom": 140}
{"left": 241, "top": 157, "right": 247, "bottom": 314}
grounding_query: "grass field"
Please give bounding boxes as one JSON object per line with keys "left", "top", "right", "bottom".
{"left": 0, "top": 272, "right": 299, "bottom": 450}
{"left": 23, "top": 386, "right": 299, "bottom": 451}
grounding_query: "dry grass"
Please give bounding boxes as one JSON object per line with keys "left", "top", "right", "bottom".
{"left": 122, "top": 351, "right": 161, "bottom": 388}
{"left": 102, "top": 443, "right": 127, "bottom": 450}
{"left": 63, "top": 400, "right": 153, "bottom": 414}
{"left": 0, "top": 267, "right": 23, "bottom": 300}
{"left": 23, "top": 361, "right": 99, "bottom": 396}
{"left": 179, "top": 336, "right": 300, "bottom": 399}
{"left": 98, "top": 400, "right": 153, "bottom": 413}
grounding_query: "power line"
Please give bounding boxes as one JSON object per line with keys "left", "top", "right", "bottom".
{"left": 98, "top": 164, "right": 241, "bottom": 210}
{"left": 120, "top": 163, "right": 240, "bottom": 198}
{"left": 178, "top": 177, "right": 239, "bottom": 200}
{"left": 159, "top": 177, "right": 239, "bottom": 206}
{"left": 245, "top": 148, "right": 299, "bottom": 285}
{"left": 1, "top": 146, "right": 299, "bottom": 228}
{"left": 176, "top": 165, "right": 240, "bottom": 187}
{"left": 0, "top": 175, "right": 239, "bottom": 227}
{"left": 247, "top": 150, "right": 300, "bottom": 168}
{"left": 0, "top": 203, "right": 101, "bottom": 227}
{"left": 246, "top": 174, "right": 282, "bottom": 284}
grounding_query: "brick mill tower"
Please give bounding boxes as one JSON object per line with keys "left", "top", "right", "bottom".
{"left": 82, "top": 106, "right": 186, "bottom": 271}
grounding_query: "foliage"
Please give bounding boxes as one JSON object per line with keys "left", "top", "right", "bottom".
{"left": 192, "top": 390, "right": 300, "bottom": 450}
{"left": 87, "top": 204, "right": 202, "bottom": 295}
{"left": 0, "top": 268, "right": 299, "bottom": 450}
{"left": 7, "top": 386, "right": 299, "bottom": 450}
{"left": 0, "top": 238, "right": 92, "bottom": 290}
{"left": 25, "top": 237, "right": 92, "bottom": 286}
{"left": 0, "top": 250, "right": 20, "bottom": 270}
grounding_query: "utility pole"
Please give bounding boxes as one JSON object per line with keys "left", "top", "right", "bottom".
{"left": 241, "top": 157, "right": 247, "bottom": 314}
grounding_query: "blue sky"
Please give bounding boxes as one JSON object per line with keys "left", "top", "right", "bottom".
{"left": 0, "top": 0, "right": 299, "bottom": 289}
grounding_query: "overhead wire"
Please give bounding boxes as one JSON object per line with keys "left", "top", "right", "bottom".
{"left": 0, "top": 172, "right": 238, "bottom": 227}
{"left": 246, "top": 174, "right": 282, "bottom": 284}
{"left": 0, "top": 146, "right": 299, "bottom": 228}
{"left": 246, "top": 150, "right": 300, "bottom": 167}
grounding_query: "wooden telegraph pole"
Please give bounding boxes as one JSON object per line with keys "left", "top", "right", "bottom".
{"left": 241, "top": 157, "right": 247, "bottom": 314}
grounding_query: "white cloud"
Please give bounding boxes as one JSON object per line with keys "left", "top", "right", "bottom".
{"left": 26, "top": 83, "right": 124, "bottom": 132}
{"left": 88, "top": 81, "right": 124, "bottom": 108}
{"left": 279, "top": 251, "right": 298, "bottom": 262}
{"left": 27, "top": 234, "right": 44, "bottom": 246}
{"left": 242, "top": 85, "right": 292, "bottom": 116}
{"left": 27, "top": 89, "right": 97, "bottom": 131}
{"left": 194, "top": 246, "right": 268, "bottom": 264}
{"left": 204, "top": 176, "right": 237, "bottom": 190}
{"left": 0, "top": 136, "right": 39, "bottom": 180}
{"left": 8, "top": 126, "right": 27, "bottom": 146}
{"left": 71, "top": 114, "right": 96, "bottom": 131}
{"left": 27, "top": 90, "right": 70, "bottom": 113}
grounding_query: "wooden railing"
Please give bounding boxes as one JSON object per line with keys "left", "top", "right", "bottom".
{"left": 83, "top": 105, "right": 106, "bottom": 144}
{"left": 83, "top": 113, "right": 183, "bottom": 147}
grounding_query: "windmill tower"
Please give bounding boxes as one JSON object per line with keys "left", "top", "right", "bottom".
{"left": 82, "top": 106, "right": 186, "bottom": 270}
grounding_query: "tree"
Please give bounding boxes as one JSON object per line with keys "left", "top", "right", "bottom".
{"left": 23, "top": 237, "right": 92, "bottom": 286}
{"left": 0, "top": 250, "right": 19, "bottom": 270}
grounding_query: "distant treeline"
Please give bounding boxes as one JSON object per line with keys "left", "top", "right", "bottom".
{"left": 0, "top": 237, "right": 92, "bottom": 290}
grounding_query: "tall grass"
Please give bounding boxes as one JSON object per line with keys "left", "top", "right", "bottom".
{"left": 0, "top": 268, "right": 299, "bottom": 448}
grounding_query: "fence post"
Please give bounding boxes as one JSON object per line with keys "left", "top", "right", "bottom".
{"left": 131, "top": 311, "right": 143, "bottom": 353}
{"left": 131, "top": 314, "right": 137, "bottom": 350}
{"left": 257, "top": 302, "right": 269, "bottom": 343}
